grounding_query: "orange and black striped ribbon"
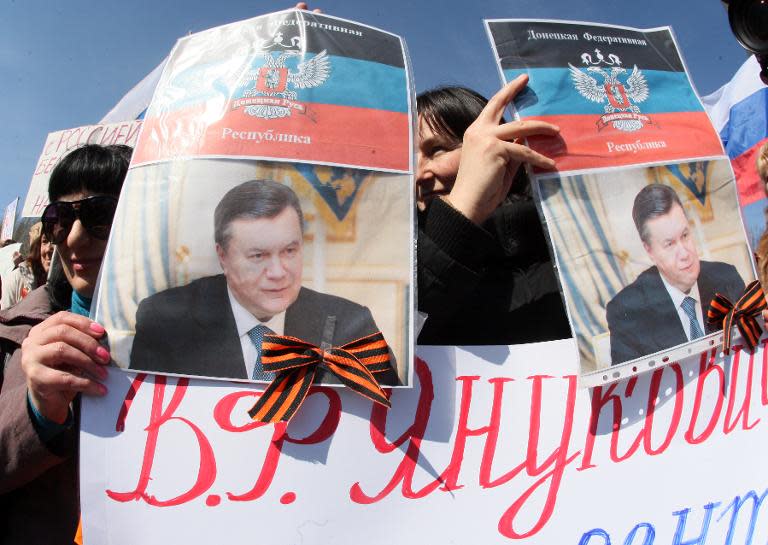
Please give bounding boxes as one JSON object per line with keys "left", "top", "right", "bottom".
{"left": 248, "top": 331, "right": 392, "bottom": 423}
{"left": 707, "top": 280, "right": 767, "bottom": 355}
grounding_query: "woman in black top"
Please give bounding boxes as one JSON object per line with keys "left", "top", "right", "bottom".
{"left": 416, "top": 75, "right": 571, "bottom": 345}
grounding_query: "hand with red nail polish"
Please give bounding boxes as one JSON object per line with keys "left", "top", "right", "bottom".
{"left": 21, "top": 311, "right": 110, "bottom": 424}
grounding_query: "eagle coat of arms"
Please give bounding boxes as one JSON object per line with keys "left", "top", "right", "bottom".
{"left": 237, "top": 47, "right": 331, "bottom": 120}
{"left": 568, "top": 50, "right": 650, "bottom": 132}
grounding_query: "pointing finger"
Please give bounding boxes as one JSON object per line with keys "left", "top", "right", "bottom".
{"left": 478, "top": 74, "right": 530, "bottom": 125}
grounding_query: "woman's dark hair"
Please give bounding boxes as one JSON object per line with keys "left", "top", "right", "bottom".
{"left": 48, "top": 144, "right": 133, "bottom": 201}
{"left": 417, "top": 85, "right": 530, "bottom": 200}
{"left": 417, "top": 86, "right": 488, "bottom": 143}
{"left": 45, "top": 143, "right": 133, "bottom": 309}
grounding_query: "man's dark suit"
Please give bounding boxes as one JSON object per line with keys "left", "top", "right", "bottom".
{"left": 606, "top": 261, "right": 745, "bottom": 366}
{"left": 129, "top": 274, "right": 399, "bottom": 384}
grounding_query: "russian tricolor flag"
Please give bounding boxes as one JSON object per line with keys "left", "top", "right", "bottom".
{"left": 703, "top": 55, "right": 768, "bottom": 250}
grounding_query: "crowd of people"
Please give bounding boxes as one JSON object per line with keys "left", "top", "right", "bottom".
{"left": 0, "top": 70, "right": 572, "bottom": 542}
{"left": 0, "top": 229, "right": 53, "bottom": 311}
{"left": 19, "top": 2, "right": 765, "bottom": 544}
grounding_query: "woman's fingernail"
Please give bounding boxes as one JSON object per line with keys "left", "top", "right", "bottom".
{"left": 96, "top": 346, "right": 111, "bottom": 362}
{"left": 98, "top": 384, "right": 108, "bottom": 396}
{"left": 90, "top": 322, "right": 106, "bottom": 334}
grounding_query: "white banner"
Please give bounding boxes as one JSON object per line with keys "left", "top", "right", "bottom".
{"left": 1, "top": 197, "right": 18, "bottom": 240}
{"left": 81, "top": 339, "right": 768, "bottom": 544}
{"left": 0, "top": 242, "right": 21, "bottom": 275}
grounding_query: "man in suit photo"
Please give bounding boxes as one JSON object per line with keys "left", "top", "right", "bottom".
{"left": 129, "top": 179, "right": 400, "bottom": 384}
{"left": 606, "top": 183, "right": 746, "bottom": 366}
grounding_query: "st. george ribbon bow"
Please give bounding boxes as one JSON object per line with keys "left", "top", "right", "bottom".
{"left": 707, "top": 280, "right": 767, "bottom": 355}
{"left": 247, "top": 331, "right": 392, "bottom": 423}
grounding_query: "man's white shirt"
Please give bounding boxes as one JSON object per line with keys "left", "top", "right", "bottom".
{"left": 659, "top": 274, "right": 705, "bottom": 341}
{"left": 227, "top": 287, "right": 285, "bottom": 378}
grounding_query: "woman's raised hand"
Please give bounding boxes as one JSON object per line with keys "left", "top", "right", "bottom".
{"left": 446, "top": 74, "right": 560, "bottom": 225}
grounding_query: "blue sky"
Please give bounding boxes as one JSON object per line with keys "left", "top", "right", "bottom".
{"left": 0, "top": 0, "right": 748, "bottom": 220}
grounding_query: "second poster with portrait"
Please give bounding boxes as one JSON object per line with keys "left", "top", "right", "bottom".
{"left": 486, "top": 20, "right": 756, "bottom": 385}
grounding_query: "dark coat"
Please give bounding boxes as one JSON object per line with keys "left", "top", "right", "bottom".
{"left": 606, "top": 261, "right": 746, "bottom": 365}
{"left": 0, "top": 286, "right": 78, "bottom": 545}
{"left": 129, "top": 275, "right": 399, "bottom": 384}
{"left": 417, "top": 197, "right": 570, "bottom": 345}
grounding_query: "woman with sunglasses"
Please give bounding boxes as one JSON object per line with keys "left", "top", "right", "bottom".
{"left": 0, "top": 144, "right": 130, "bottom": 545}
{"left": 416, "top": 76, "right": 570, "bottom": 344}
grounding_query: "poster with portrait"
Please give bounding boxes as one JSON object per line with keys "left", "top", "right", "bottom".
{"left": 95, "top": 160, "right": 412, "bottom": 387}
{"left": 94, "top": 10, "right": 414, "bottom": 390}
{"left": 537, "top": 159, "right": 755, "bottom": 383}
{"left": 485, "top": 21, "right": 756, "bottom": 385}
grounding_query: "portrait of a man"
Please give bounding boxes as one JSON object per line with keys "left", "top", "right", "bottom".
{"left": 129, "top": 179, "right": 400, "bottom": 385}
{"left": 606, "top": 183, "right": 746, "bottom": 365}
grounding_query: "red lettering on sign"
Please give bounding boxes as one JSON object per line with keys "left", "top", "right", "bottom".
{"left": 723, "top": 345, "right": 761, "bottom": 433}
{"left": 124, "top": 121, "right": 142, "bottom": 146}
{"left": 761, "top": 339, "right": 768, "bottom": 406}
{"left": 115, "top": 373, "right": 148, "bottom": 432}
{"left": 496, "top": 375, "right": 580, "bottom": 539}
{"left": 106, "top": 376, "right": 216, "bottom": 507}
{"left": 685, "top": 349, "right": 725, "bottom": 444}
{"left": 216, "top": 387, "right": 341, "bottom": 502}
{"left": 349, "top": 357, "right": 435, "bottom": 502}
{"left": 642, "top": 364, "right": 684, "bottom": 456}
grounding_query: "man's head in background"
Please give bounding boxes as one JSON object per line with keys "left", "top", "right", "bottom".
{"left": 632, "top": 183, "right": 701, "bottom": 293}
{"left": 214, "top": 180, "right": 305, "bottom": 321}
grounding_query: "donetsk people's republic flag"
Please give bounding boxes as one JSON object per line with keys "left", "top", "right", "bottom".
{"left": 133, "top": 9, "right": 411, "bottom": 172}
{"left": 485, "top": 21, "right": 724, "bottom": 173}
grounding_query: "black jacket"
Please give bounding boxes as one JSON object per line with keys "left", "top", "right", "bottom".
{"left": 130, "top": 275, "right": 399, "bottom": 384}
{"left": 606, "top": 262, "right": 745, "bottom": 365}
{"left": 417, "top": 197, "right": 570, "bottom": 345}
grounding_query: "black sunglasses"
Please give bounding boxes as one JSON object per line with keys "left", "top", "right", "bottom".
{"left": 41, "top": 196, "right": 118, "bottom": 244}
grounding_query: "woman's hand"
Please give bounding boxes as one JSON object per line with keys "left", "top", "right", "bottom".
{"left": 21, "top": 312, "right": 110, "bottom": 424}
{"left": 446, "top": 74, "right": 560, "bottom": 225}
{"left": 294, "top": 2, "right": 322, "bottom": 12}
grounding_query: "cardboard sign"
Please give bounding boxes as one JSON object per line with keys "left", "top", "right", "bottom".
{"left": 81, "top": 340, "right": 768, "bottom": 544}
{"left": 1, "top": 198, "right": 18, "bottom": 240}
{"left": 20, "top": 120, "right": 143, "bottom": 219}
{"left": 0, "top": 243, "right": 21, "bottom": 275}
